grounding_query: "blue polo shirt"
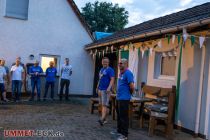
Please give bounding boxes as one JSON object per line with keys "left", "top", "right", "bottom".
{"left": 98, "top": 67, "right": 115, "bottom": 90}
{"left": 117, "top": 69, "right": 134, "bottom": 100}
{"left": 30, "top": 66, "right": 43, "bottom": 80}
{"left": 46, "top": 67, "right": 57, "bottom": 82}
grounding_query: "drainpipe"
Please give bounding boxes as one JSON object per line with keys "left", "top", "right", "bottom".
{"left": 204, "top": 55, "right": 210, "bottom": 139}
{"left": 195, "top": 45, "right": 206, "bottom": 136}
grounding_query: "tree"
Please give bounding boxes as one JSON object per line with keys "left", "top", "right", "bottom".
{"left": 81, "top": 1, "right": 129, "bottom": 33}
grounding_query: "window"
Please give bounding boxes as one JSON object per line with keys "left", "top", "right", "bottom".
{"left": 5, "top": 0, "right": 29, "bottom": 20}
{"left": 40, "top": 55, "right": 60, "bottom": 74}
{"left": 154, "top": 52, "right": 176, "bottom": 80}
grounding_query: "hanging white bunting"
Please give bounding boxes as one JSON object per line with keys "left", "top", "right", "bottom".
{"left": 141, "top": 49, "right": 145, "bottom": 58}
{"left": 172, "top": 35, "right": 176, "bottom": 44}
{"left": 129, "top": 43, "right": 133, "bottom": 50}
{"left": 168, "top": 51, "right": 173, "bottom": 57}
{"left": 102, "top": 50, "right": 105, "bottom": 57}
{"left": 183, "top": 34, "right": 188, "bottom": 42}
{"left": 162, "top": 52, "right": 167, "bottom": 57}
{"left": 111, "top": 45, "right": 114, "bottom": 53}
{"left": 124, "top": 45, "right": 129, "bottom": 51}
{"left": 98, "top": 52, "right": 101, "bottom": 57}
{"left": 106, "top": 47, "right": 108, "bottom": 53}
{"left": 199, "top": 37, "right": 205, "bottom": 48}
{"left": 95, "top": 49, "right": 98, "bottom": 54}
{"left": 90, "top": 50, "right": 93, "bottom": 55}
{"left": 92, "top": 54, "right": 95, "bottom": 59}
{"left": 149, "top": 48, "right": 153, "bottom": 56}
{"left": 158, "top": 39, "right": 162, "bottom": 48}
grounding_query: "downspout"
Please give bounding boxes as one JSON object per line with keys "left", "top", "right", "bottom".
{"left": 204, "top": 51, "right": 210, "bottom": 139}
{"left": 195, "top": 45, "right": 206, "bottom": 136}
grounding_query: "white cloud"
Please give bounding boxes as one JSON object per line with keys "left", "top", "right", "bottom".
{"left": 180, "top": 0, "right": 193, "bottom": 6}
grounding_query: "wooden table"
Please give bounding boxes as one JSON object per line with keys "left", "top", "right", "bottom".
{"left": 110, "top": 94, "right": 153, "bottom": 128}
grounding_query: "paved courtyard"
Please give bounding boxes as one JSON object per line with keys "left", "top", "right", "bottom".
{"left": 0, "top": 98, "right": 203, "bottom": 140}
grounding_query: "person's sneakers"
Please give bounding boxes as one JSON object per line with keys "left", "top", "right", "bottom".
{"left": 110, "top": 131, "right": 121, "bottom": 136}
{"left": 98, "top": 119, "right": 104, "bottom": 126}
{"left": 117, "top": 135, "right": 128, "bottom": 140}
{"left": 98, "top": 119, "right": 108, "bottom": 126}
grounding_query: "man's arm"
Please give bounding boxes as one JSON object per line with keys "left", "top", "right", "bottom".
{"left": 107, "top": 77, "right": 115, "bottom": 92}
{"left": 129, "top": 82, "right": 135, "bottom": 94}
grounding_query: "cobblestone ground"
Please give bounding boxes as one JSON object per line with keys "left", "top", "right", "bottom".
{"left": 0, "top": 98, "right": 203, "bottom": 140}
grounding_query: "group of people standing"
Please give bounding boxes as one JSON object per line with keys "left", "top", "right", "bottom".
{"left": 0, "top": 57, "right": 72, "bottom": 102}
{"left": 97, "top": 57, "right": 135, "bottom": 140}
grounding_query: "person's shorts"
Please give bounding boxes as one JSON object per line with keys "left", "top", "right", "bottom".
{"left": 0, "top": 83, "right": 5, "bottom": 93}
{"left": 98, "top": 90, "right": 111, "bottom": 107}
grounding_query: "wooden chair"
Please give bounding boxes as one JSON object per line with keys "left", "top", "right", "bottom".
{"left": 90, "top": 97, "right": 99, "bottom": 114}
{"left": 139, "top": 85, "right": 161, "bottom": 128}
{"left": 148, "top": 86, "right": 176, "bottom": 137}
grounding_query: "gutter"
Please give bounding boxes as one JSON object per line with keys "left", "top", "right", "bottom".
{"left": 85, "top": 18, "right": 210, "bottom": 50}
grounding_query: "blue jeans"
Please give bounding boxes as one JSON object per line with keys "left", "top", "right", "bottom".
{"left": 12, "top": 80, "right": 22, "bottom": 101}
{"left": 31, "top": 78, "right": 41, "bottom": 99}
{"left": 43, "top": 81, "right": 55, "bottom": 99}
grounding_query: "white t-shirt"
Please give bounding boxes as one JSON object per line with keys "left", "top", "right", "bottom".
{"left": 11, "top": 65, "right": 24, "bottom": 81}
{"left": 0, "top": 66, "right": 6, "bottom": 83}
{"left": 61, "top": 64, "right": 72, "bottom": 80}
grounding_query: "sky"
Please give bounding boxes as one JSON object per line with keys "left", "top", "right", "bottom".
{"left": 74, "top": 0, "right": 210, "bottom": 27}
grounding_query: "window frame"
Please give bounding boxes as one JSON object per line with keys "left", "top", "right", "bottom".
{"left": 39, "top": 54, "right": 61, "bottom": 76}
{"left": 4, "top": 0, "right": 29, "bottom": 20}
{"left": 154, "top": 52, "right": 176, "bottom": 81}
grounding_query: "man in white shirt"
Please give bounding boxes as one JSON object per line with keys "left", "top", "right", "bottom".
{"left": 59, "top": 58, "right": 72, "bottom": 101}
{"left": 11, "top": 58, "right": 24, "bottom": 102}
{"left": 0, "top": 61, "right": 7, "bottom": 102}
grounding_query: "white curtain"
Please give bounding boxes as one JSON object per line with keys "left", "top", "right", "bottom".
{"left": 128, "top": 47, "right": 139, "bottom": 87}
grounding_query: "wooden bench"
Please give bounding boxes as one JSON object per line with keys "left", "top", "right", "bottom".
{"left": 139, "top": 83, "right": 176, "bottom": 137}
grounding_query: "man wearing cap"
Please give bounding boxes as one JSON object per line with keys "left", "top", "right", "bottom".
{"left": 29, "top": 60, "right": 43, "bottom": 101}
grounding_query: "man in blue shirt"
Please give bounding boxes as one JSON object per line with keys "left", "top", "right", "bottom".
{"left": 43, "top": 61, "right": 57, "bottom": 101}
{"left": 116, "top": 58, "right": 134, "bottom": 140}
{"left": 29, "top": 60, "right": 43, "bottom": 101}
{"left": 97, "top": 57, "right": 115, "bottom": 126}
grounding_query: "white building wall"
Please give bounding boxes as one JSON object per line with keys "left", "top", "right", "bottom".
{"left": 0, "top": 0, "right": 94, "bottom": 95}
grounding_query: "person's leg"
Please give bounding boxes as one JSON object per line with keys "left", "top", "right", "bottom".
{"left": 36, "top": 79, "right": 41, "bottom": 101}
{"left": 12, "top": 80, "right": 15, "bottom": 100}
{"left": 2, "top": 84, "right": 8, "bottom": 101}
{"left": 30, "top": 79, "right": 35, "bottom": 100}
{"left": 50, "top": 82, "right": 55, "bottom": 100}
{"left": 43, "top": 82, "right": 49, "bottom": 100}
{"left": 14, "top": 81, "right": 18, "bottom": 101}
{"left": 116, "top": 100, "right": 122, "bottom": 134}
{"left": 17, "top": 81, "right": 22, "bottom": 101}
{"left": 19, "top": 81, "right": 22, "bottom": 97}
{"left": 98, "top": 90, "right": 102, "bottom": 114}
{"left": 101, "top": 91, "right": 110, "bottom": 121}
{"left": 119, "top": 100, "right": 129, "bottom": 137}
{"left": 65, "top": 80, "right": 70, "bottom": 100}
{"left": 59, "top": 79, "right": 65, "bottom": 100}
